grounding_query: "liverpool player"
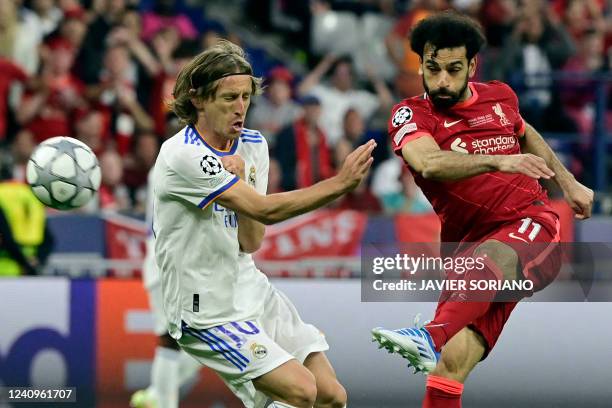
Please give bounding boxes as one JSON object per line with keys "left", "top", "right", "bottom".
{"left": 371, "top": 11, "right": 593, "bottom": 408}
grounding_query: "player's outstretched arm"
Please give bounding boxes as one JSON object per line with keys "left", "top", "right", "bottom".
{"left": 402, "top": 135, "right": 555, "bottom": 181}
{"left": 520, "top": 122, "right": 594, "bottom": 219}
{"left": 216, "top": 140, "right": 376, "bottom": 225}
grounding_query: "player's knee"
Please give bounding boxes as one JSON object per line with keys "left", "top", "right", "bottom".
{"left": 285, "top": 373, "right": 317, "bottom": 407}
{"left": 315, "top": 379, "right": 347, "bottom": 408}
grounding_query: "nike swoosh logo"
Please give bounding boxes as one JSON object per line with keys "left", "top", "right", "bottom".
{"left": 444, "top": 119, "right": 462, "bottom": 128}
{"left": 508, "top": 233, "right": 529, "bottom": 243}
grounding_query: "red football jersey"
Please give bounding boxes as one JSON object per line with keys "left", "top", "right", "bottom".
{"left": 389, "top": 81, "right": 558, "bottom": 242}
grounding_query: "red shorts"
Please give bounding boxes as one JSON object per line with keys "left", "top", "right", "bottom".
{"left": 436, "top": 210, "right": 562, "bottom": 358}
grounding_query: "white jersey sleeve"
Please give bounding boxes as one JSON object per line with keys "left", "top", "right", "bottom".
{"left": 165, "top": 149, "right": 239, "bottom": 209}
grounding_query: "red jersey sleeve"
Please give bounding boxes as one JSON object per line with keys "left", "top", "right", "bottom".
{"left": 494, "top": 81, "right": 526, "bottom": 137}
{"left": 388, "top": 101, "right": 437, "bottom": 156}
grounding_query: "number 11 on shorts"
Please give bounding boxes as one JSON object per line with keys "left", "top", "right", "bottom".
{"left": 516, "top": 217, "right": 541, "bottom": 242}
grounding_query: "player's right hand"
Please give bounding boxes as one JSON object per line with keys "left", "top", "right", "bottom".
{"left": 336, "top": 140, "right": 376, "bottom": 191}
{"left": 220, "top": 155, "right": 246, "bottom": 180}
{"left": 563, "top": 180, "right": 594, "bottom": 220}
{"left": 496, "top": 154, "right": 555, "bottom": 179}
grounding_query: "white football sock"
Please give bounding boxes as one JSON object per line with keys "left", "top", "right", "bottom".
{"left": 150, "top": 346, "right": 180, "bottom": 408}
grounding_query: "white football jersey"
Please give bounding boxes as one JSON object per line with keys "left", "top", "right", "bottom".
{"left": 143, "top": 168, "right": 157, "bottom": 289}
{"left": 153, "top": 125, "right": 270, "bottom": 339}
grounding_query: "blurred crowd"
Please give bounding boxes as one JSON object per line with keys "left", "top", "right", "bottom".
{"left": 0, "top": 0, "right": 610, "bottom": 218}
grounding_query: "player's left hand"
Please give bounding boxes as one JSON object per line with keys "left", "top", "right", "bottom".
{"left": 564, "top": 180, "right": 594, "bottom": 220}
{"left": 220, "top": 155, "right": 246, "bottom": 180}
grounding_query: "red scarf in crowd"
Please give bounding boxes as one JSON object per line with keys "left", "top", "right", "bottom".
{"left": 293, "top": 118, "right": 334, "bottom": 188}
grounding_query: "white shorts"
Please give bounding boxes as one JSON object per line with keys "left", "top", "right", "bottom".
{"left": 177, "top": 286, "right": 329, "bottom": 408}
{"left": 147, "top": 281, "right": 169, "bottom": 336}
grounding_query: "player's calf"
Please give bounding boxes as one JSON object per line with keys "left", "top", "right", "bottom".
{"left": 313, "top": 378, "right": 346, "bottom": 408}
{"left": 303, "top": 351, "right": 347, "bottom": 408}
{"left": 430, "top": 327, "right": 486, "bottom": 383}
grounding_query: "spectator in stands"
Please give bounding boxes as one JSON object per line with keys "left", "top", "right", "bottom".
{"left": 561, "top": 28, "right": 608, "bottom": 136}
{"left": 200, "top": 22, "right": 226, "bottom": 50}
{"left": 396, "top": 169, "right": 434, "bottom": 214}
{"left": 123, "top": 130, "right": 160, "bottom": 214}
{"left": 385, "top": 0, "right": 448, "bottom": 97}
{"left": 52, "top": 7, "right": 87, "bottom": 50}
{"left": 106, "top": 18, "right": 165, "bottom": 114}
{"left": 0, "top": 163, "right": 54, "bottom": 276}
{"left": 86, "top": 42, "right": 154, "bottom": 154}
{"left": 140, "top": 0, "right": 198, "bottom": 42}
{"left": 17, "top": 38, "right": 85, "bottom": 143}
{"left": 332, "top": 135, "right": 382, "bottom": 213}
{"left": 57, "top": 0, "right": 82, "bottom": 11}
{"left": 339, "top": 107, "right": 366, "bottom": 148}
{"left": 121, "top": 3, "right": 142, "bottom": 37}
{"left": 0, "top": 57, "right": 28, "bottom": 141}
{"left": 150, "top": 26, "right": 181, "bottom": 71}
{"left": 9, "top": 129, "right": 35, "bottom": 182}
{"left": 556, "top": 0, "right": 605, "bottom": 41}
{"left": 98, "top": 149, "right": 130, "bottom": 212}
{"left": 479, "top": 0, "right": 519, "bottom": 50}
{"left": 148, "top": 37, "right": 199, "bottom": 136}
{"left": 267, "top": 157, "right": 283, "bottom": 193}
{"left": 371, "top": 157, "right": 433, "bottom": 214}
{"left": 297, "top": 54, "right": 393, "bottom": 145}
{"left": 76, "top": 0, "right": 127, "bottom": 84}
{"left": 494, "top": 4, "right": 577, "bottom": 132}
{"left": 0, "top": 0, "right": 43, "bottom": 74}
{"left": 29, "top": 0, "right": 63, "bottom": 37}
{"left": 335, "top": 108, "right": 367, "bottom": 166}
{"left": 337, "top": 107, "right": 389, "bottom": 168}
{"left": 275, "top": 95, "right": 334, "bottom": 190}
{"left": 74, "top": 109, "right": 105, "bottom": 154}
{"left": 248, "top": 66, "right": 302, "bottom": 148}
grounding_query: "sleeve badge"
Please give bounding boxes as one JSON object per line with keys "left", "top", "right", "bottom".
{"left": 392, "top": 106, "right": 413, "bottom": 127}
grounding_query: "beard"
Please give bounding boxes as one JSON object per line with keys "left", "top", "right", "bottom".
{"left": 423, "top": 75, "right": 469, "bottom": 109}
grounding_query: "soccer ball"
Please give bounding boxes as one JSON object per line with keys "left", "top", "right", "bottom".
{"left": 26, "top": 136, "right": 101, "bottom": 210}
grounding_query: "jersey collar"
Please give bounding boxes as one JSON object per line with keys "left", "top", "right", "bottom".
{"left": 191, "top": 125, "right": 239, "bottom": 156}
{"left": 452, "top": 82, "right": 478, "bottom": 109}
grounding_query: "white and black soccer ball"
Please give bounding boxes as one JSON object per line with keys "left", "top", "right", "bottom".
{"left": 26, "top": 136, "right": 101, "bottom": 210}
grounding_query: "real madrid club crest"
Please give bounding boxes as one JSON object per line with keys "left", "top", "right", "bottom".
{"left": 250, "top": 343, "right": 268, "bottom": 359}
{"left": 248, "top": 165, "right": 256, "bottom": 187}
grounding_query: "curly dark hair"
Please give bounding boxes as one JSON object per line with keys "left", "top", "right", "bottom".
{"left": 410, "top": 11, "right": 486, "bottom": 61}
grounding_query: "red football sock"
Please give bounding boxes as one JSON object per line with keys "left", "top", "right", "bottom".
{"left": 425, "top": 257, "right": 503, "bottom": 351}
{"left": 423, "top": 375, "right": 464, "bottom": 408}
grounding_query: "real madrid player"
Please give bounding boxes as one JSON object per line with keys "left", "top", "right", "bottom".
{"left": 130, "top": 166, "right": 203, "bottom": 408}
{"left": 152, "top": 40, "right": 375, "bottom": 408}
